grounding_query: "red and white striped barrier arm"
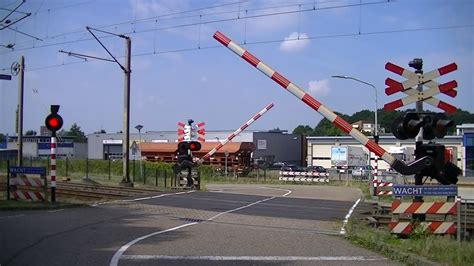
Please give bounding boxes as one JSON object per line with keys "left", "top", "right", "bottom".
{"left": 375, "top": 182, "right": 393, "bottom": 187}
{"left": 376, "top": 191, "right": 392, "bottom": 196}
{"left": 198, "top": 103, "right": 274, "bottom": 163}
{"left": 10, "top": 191, "right": 45, "bottom": 201}
{"left": 213, "top": 31, "right": 398, "bottom": 168}
{"left": 392, "top": 200, "right": 457, "bottom": 215}
{"left": 12, "top": 177, "right": 43, "bottom": 187}
{"left": 389, "top": 221, "right": 456, "bottom": 235}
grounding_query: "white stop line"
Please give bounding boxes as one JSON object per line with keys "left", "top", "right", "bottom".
{"left": 110, "top": 187, "right": 292, "bottom": 266}
{"left": 120, "top": 255, "right": 386, "bottom": 262}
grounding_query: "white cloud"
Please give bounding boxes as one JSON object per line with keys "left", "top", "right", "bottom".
{"left": 308, "top": 79, "right": 331, "bottom": 96}
{"left": 279, "top": 32, "right": 309, "bottom": 52}
{"left": 130, "top": 0, "right": 189, "bottom": 19}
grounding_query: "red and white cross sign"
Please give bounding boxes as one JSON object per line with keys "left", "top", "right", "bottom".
{"left": 384, "top": 62, "right": 458, "bottom": 113}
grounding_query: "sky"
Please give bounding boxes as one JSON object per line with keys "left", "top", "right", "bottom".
{"left": 0, "top": 0, "right": 473, "bottom": 136}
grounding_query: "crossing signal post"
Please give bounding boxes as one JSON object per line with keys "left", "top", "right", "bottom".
{"left": 391, "top": 112, "right": 461, "bottom": 185}
{"left": 45, "top": 105, "right": 63, "bottom": 202}
{"left": 174, "top": 119, "right": 203, "bottom": 188}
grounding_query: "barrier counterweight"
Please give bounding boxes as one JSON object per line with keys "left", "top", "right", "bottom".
{"left": 198, "top": 103, "right": 274, "bottom": 163}
{"left": 213, "top": 31, "right": 401, "bottom": 169}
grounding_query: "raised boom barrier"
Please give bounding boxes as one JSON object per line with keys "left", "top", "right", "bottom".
{"left": 213, "top": 31, "right": 431, "bottom": 176}
{"left": 197, "top": 103, "right": 274, "bottom": 164}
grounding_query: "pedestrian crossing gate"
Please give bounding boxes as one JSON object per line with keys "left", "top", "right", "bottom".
{"left": 7, "top": 166, "right": 47, "bottom": 202}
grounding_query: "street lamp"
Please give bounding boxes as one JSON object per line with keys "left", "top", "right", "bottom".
{"left": 331, "top": 75, "right": 378, "bottom": 142}
{"left": 332, "top": 75, "right": 379, "bottom": 195}
{"left": 135, "top": 124, "right": 143, "bottom": 180}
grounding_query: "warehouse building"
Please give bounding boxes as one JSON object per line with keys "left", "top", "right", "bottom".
{"left": 86, "top": 130, "right": 303, "bottom": 166}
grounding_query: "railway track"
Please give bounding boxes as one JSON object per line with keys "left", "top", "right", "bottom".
{"left": 0, "top": 180, "right": 167, "bottom": 201}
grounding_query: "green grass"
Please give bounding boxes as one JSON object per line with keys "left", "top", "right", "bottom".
{"left": 0, "top": 199, "right": 87, "bottom": 210}
{"left": 347, "top": 219, "right": 474, "bottom": 265}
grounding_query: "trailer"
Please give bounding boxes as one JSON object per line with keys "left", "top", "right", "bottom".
{"left": 330, "top": 146, "right": 368, "bottom": 172}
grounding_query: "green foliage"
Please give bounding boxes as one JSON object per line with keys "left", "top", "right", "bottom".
{"left": 313, "top": 112, "right": 350, "bottom": 136}
{"left": 25, "top": 130, "right": 37, "bottom": 136}
{"left": 0, "top": 133, "right": 5, "bottom": 142}
{"left": 297, "top": 108, "right": 474, "bottom": 136}
{"left": 60, "top": 123, "right": 87, "bottom": 142}
{"left": 292, "top": 125, "right": 315, "bottom": 135}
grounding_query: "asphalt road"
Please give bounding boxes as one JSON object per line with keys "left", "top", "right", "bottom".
{"left": 0, "top": 185, "right": 399, "bottom": 266}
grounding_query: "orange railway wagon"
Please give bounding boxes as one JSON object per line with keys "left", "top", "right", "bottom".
{"left": 140, "top": 142, "right": 255, "bottom": 168}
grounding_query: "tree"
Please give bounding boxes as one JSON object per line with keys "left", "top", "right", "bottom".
{"left": 94, "top": 129, "right": 106, "bottom": 134}
{"left": 269, "top": 127, "right": 282, "bottom": 132}
{"left": 25, "top": 130, "right": 37, "bottom": 136}
{"left": 292, "top": 125, "right": 314, "bottom": 135}
{"left": 0, "top": 133, "right": 5, "bottom": 142}
{"left": 294, "top": 108, "right": 474, "bottom": 137}
{"left": 67, "top": 123, "right": 87, "bottom": 142}
{"left": 59, "top": 123, "right": 87, "bottom": 142}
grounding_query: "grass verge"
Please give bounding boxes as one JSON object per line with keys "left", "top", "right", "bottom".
{"left": 346, "top": 219, "right": 474, "bottom": 265}
{"left": 0, "top": 199, "right": 87, "bottom": 211}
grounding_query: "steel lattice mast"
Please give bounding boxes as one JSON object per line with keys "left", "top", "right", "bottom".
{"left": 197, "top": 103, "right": 274, "bottom": 164}
{"left": 213, "top": 31, "right": 430, "bottom": 174}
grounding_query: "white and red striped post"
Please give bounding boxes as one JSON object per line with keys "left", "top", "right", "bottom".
{"left": 214, "top": 31, "right": 401, "bottom": 169}
{"left": 50, "top": 136, "right": 57, "bottom": 202}
{"left": 197, "top": 103, "right": 274, "bottom": 164}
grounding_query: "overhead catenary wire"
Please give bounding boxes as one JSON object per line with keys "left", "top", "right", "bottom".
{"left": 5, "top": 0, "right": 250, "bottom": 48}
{"left": 1, "top": 0, "right": 385, "bottom": 53}
{"left": 4, "top": 23, "right": 471, "bottom": 73}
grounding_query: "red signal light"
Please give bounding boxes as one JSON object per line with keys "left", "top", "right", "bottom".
{"left": 47, "top": 117, "right": 59, "bottom": 128}
{"left": 189, "top": 141, "right": 201, "bottom": 151}
{"left": 45, "top": 113, "right": 63, "bottom": 133}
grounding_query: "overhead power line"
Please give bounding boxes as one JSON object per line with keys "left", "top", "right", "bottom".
{"left": 1, "top": 0, "right": 389, "bottom": 54}
{"left": 2, "top": 23, "right": 470, "bottom": 73}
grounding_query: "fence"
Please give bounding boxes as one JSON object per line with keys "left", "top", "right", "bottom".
{"left": 0, "top": 157, "right": 176, "bottom": 187}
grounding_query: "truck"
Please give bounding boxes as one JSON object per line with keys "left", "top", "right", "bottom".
{"left": 330, "top": 146, "right": 368, "bottom": 171}
{"left": 376, "top": 146, "right": 416, "bottom": 173}
{"left": 388, "top": 146, "right": 415, "bottom": 163}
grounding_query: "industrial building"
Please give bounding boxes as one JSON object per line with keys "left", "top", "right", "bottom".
{"left": 6, "top": 135, "right": 87, "bottom": 159}
{"left": 86, "top": 130, "right": 303, "bottom": 166}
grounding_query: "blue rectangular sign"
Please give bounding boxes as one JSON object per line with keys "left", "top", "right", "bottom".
{"left": 9, "top": 167, "right": 46, "bottom": 176}
{"left": 392, "top": 185, "right": 457, "bottom": 196}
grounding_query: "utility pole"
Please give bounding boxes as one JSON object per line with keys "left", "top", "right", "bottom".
{"left": 17, "top": 56, "right": 24, "bottom": 166}
{"left": 123, "top": 37, "right": 131, "bottom": 185}
{"left": 59, "top": 27, "right": 133, "bottom": 186}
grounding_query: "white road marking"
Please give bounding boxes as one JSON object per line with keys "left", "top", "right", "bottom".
{"left": 110, "top": 188, "right": 292, "bottom": 266}
{"left": 110, "top": 222, "right": 198, "bottom": 266}
{"left": 48, "top": 209, "right": 64, "bottom": 213}
{"left": 91, "top": 190, "right": 195, "bottom": 206}
{"left": 340, "top": 198, "right": 361, "bottom": 235}
{"left": 207, "top": 196, "right": 275, "bottom": 221}
{"left": 258, "top": 186, "right": 292, "bottom": 197}
{"left": 0, "top": 214, "right": 25, "bottom": 219}
{"left": 121, "top": 255, "right": 386, "bottom": 261}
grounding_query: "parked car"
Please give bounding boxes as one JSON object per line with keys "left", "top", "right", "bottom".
{"left": 269, "top": 162, "right": 286, "bottom": 170}
{"left": 281, "top": 164, "right": 297, "bottom": 171}
{"left": 306, "top": 165, "right": 327, "bottom": 173}
{"left": 352, "top": 165, "right": 373, "bottom": 179}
